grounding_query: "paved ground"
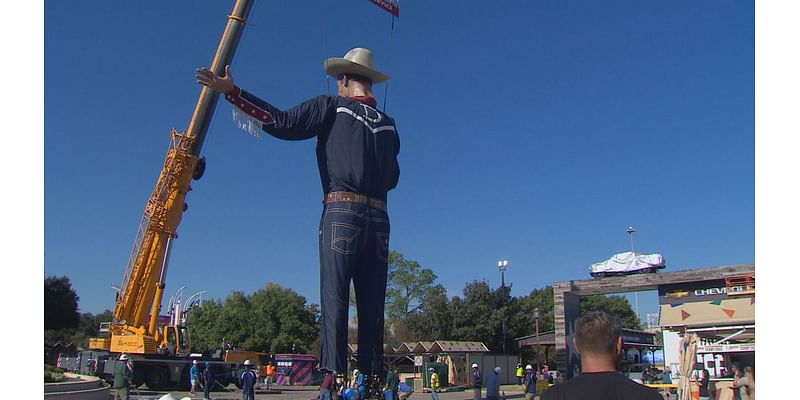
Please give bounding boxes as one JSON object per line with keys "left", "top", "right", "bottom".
{"left": 119, "top": 385, "right": 531, "bottom": 400}
{"left": 117, "top": 385, "right": 673, "bottom": 400}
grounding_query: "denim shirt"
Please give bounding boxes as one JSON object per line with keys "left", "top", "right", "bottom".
{"left": 226, "top": 88, "right": 400, "bottom": 201}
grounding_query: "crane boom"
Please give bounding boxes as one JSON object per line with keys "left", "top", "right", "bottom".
{"left": 90, "top": 0, "right": 255, "bottom": 355}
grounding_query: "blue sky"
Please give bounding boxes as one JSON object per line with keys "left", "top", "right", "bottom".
{"left": 43, "top": 0, "right": 754, "bottom": 319}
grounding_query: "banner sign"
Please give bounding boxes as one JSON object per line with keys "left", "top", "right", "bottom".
{"left": 658, "top": 280, "right": 751, "bottom": 304}
{"left": 368, "top": 0, "right": 400, "bottom": 17}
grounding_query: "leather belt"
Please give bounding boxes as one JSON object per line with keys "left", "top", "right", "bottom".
{"left": 325, "top": 191, "right": 386, "bottom": 211}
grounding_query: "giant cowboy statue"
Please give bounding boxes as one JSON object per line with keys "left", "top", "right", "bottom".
{"left": 196, "top": 47, "right": 400, "bottom": 392}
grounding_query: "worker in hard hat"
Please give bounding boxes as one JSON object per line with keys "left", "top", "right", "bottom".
{"left": 190, "top": 360, "right": 200, "bottom": 394}
{"left": 352, "top": 368, "right": 366, "bottom": 399}
{"left": 240, "top": 360, "right": 258, "bottom": 400}
{"left": 113, "top": 354, "right": 132, "bottom": 400}
{"left": 523, "top": 364, "right": 536, "bottom": 400}
{"left": 471, "top": 363, "right": 482, "bottom": 400}
{"left": 429, "top": 367, "right": 440, "bottom": 400}
{"left": 203, "top": 362, "right": 215, "bottom": 400}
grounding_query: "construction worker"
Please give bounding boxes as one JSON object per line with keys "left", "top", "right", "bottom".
{"left": 113, "top": 354, "right": 132, "bottom": 400}
{"left": 472, "top": 363, "right": 482, "bottom": 400}
{"left": 240, "top": 360, "right": 257, "bottom": 400}
{"left": 523, "top": 365, "right": 536, "bottom": 400}
{"left": 485, "top": 367, "right": 501, "bottom": 400}
{"left": 203, "top": 362, "right": 215, "bottom": 400}
{"left": 264, "top": 361, "right": 275, "bottom": 389}
{"left": 429, "top": 367, "right": 440, "bottom": 400}
{"left": 196, "top": 47, "right": 400, "bottom": 381}
{"left": 190, "top": 360, "right": 200, "bottom": 394}
{"left": 516, "top": 363, "right": 524, "bottom": 385}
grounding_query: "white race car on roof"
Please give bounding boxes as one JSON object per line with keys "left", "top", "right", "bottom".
{"left": 590, "top": 251, "right": 665, "bottom": 278}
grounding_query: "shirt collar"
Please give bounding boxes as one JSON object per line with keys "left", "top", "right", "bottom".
{"left": 350, "top": 96, "right": 377, "bottom": 107}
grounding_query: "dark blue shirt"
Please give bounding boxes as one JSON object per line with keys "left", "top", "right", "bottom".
{"left": 485, "top": 371, "right": 500, "bottom": 397}
{"left": 226, "top": 88, "right": 400, "bottom": 201}
{"left": 240, "top": 368, "right": 257, "bottom": 394}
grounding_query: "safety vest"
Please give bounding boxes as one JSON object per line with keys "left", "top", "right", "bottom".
{"left": 516, "top": 366, "right": 523, "bottom": 377}
{"left": 430, "top": 372, "right": 440, "bottom": 389}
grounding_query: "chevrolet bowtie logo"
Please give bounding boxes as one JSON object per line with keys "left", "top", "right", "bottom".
{"left": 666, "top": 290, "right": 689, "bottom": 299}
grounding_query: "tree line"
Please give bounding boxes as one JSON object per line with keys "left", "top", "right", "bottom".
{"left": 45, "top": 251, "right": 640, "bottom": 361}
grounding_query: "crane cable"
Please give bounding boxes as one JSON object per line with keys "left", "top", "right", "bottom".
{"left": 382, "top": 3, "right": 397, "bottom": 113}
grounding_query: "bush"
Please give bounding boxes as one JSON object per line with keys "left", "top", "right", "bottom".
{"left": 44, "top": 364, "right": 66, "bottom": 383}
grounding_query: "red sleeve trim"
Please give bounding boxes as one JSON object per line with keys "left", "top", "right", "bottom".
{"left": 225, "top": 85, "right": 275, "bottom": 125}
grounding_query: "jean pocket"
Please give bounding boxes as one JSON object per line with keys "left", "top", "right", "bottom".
{"left": 331, "top": 222, "right": 361, "bottom": 254}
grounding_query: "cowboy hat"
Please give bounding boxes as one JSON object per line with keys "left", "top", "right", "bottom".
{"left": 324, "top": 47, "right": 390, "bottom": 84}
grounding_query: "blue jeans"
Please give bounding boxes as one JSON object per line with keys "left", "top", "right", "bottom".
{"left": 431, "top": 390, "right": 440, "bottom": 400}
{"left": 319, "top": 201, "right": 390, "bottom": 375}
{"left": 320, "top": 389, "right": 332, "bottom": 400}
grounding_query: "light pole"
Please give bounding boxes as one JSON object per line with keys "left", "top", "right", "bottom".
{"left": 498, "top": 260, "right": 509, "bottom": 354}
{"left": 626, "top": 226, "right": 640, "bottom": 321}
{"left": 626, "top": 226, "right": 637, "bottom": 253}
{"left": 533, "top": 307, "right": 541, "bottom": 369}
{"left": 498, "top": 260, "right": 508, "bottom": 288}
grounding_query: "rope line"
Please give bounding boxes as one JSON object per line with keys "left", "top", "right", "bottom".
{"left": 383, "top": 4, "right": 397, "bottom": 112}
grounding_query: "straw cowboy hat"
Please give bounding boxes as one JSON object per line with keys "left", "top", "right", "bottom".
{"left": 324, "top": 47, "right": 390, "bottom": 83}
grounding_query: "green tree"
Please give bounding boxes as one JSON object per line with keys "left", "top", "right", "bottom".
{"left": 44, "top": 276, "right": 80, "bottom": 331}
{"left": 45, "top": 309, "right": 114, "bottom": 347}
{"left": 450, "top": 281, "right": 504, "bottom": 349}
{"left": 580, "top": 294, "right": 641, "bottom": 330}
{"left": 404, "top": 284, "right": 451, "bottom": 341}
{"left": 517, "top": 286, "right": 555, "bottom": 333}
{"left": 187, "top": 283, "right": 319, "bottom": 354}
{"left": 385, "top": 251, "right": 438, "bottom": 322}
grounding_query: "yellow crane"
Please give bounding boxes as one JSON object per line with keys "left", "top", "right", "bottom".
{"left": 86, "top": 0, "right": 262, "bottom": 390}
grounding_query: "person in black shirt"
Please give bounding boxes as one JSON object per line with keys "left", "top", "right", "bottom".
{"left": 541, "top": 311, "right": 661, "bottom": 400}
{"left": 196, "top": 47, "right": 399, "bottom": 382}
{"left": 694, "top": 368, "right": 711, "bottom": 400}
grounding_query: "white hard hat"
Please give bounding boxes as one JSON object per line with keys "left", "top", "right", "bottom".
{"left": 429, "top": 367, "right": 435, "bottom": 371}
{"left": 244, "top": 360, "right": 253, "bottom": 366}
{"left": 525, "top": 365, "right": 533, "bottom": 370}
{"left": 119, "top": 354, "right": 129, "bottom": 361}
{"left": 192, "top": 360, "right": 198, "bottom": 365}
{"left": 494, "top": 367, "right": 501, "bottom": 373}
{"left": 353, "top": 369, "right": 360, "bottom": 375}
{"left": 472, "top": 363, "right": 479, "bottom": 369}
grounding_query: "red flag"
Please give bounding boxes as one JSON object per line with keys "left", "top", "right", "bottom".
{"left": 368, "top": 0, "right": 399, "bottom": 17}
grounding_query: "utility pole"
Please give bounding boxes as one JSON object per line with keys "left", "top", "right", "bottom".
{"left": 626, "top": 226, "right": 640, "bottom": 322}
{"left": 498, "top": 260, "right": 509, "bottom": 354}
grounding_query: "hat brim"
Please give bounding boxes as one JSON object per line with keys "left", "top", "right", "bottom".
{"left": 324, "top": 58, "right": 390, "bottom": 84}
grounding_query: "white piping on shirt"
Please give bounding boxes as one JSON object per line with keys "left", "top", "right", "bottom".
{"left": 336, "top": 107, "right": 396, "bottom": 134}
